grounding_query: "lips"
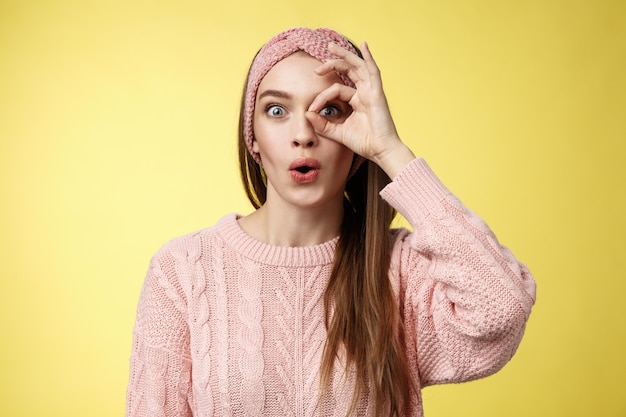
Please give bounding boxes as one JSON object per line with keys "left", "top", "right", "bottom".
{"left": 289, "top": 158, "right": 321, "bottom": 183}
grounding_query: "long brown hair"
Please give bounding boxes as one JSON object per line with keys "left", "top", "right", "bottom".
{"left": 237, "top": 48, "right": 413, "bottom": 416}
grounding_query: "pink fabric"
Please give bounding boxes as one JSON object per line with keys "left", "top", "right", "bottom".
{"left": 242, "top": 27, "right": 365, "bottom": 175}
{"left": 126, "top": 158, "right": 536, "bottom": 416}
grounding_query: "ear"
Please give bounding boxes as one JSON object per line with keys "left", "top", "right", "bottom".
{"left": 251, "top": 138, "right": 260, "bottom": 154}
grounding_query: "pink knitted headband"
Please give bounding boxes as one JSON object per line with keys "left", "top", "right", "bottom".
{"left": 243, "top": 27, "right": 364, "bottom": 173}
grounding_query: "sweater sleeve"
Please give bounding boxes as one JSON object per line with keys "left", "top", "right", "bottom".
{"left": 126, "top": 244, "right": 194, "bottom": 417}
{"left": 380, "top": 158, "right": 536, "bottom": 387}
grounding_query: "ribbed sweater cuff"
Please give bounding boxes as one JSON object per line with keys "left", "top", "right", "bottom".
{"left": 380, "top": 158, "right": 452, "bottom": 225}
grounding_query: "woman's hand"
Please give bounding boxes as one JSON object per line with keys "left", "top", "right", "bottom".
{"left": 306, "top": 42, "right": 415, "bottom": 179}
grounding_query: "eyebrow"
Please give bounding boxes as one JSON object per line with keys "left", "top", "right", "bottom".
{"left": 257, "top": 89, "right": 292, "bottom": 100}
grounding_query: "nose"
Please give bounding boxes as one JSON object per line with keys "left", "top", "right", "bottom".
{"left": 292, "top": 112, "right": 318, "bottom": 148}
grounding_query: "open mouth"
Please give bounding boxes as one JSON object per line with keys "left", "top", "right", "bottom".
{"left": 289, "top": 158, "right": 321, "bottom": 172}
{"left": 289, "top": 158, "right": 321, "bottom": 183}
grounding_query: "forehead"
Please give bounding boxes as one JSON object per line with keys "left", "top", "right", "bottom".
{"left": 256, "top": 52, "right": 343, "bottom": 98}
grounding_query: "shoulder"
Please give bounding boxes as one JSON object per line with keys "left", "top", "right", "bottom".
{"left": 150, "top": 214, "right": 239, "bottom": 267}
{"left": 141, "top": 214, "right": 239, "bottom": 302}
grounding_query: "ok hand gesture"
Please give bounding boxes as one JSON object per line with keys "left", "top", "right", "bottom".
{"left": 306, "top": 42, "right": 415, "bottom": 179}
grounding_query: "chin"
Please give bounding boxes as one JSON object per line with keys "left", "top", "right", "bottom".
{"left": 289, "top": 191, "right": 344, "bottom": 211}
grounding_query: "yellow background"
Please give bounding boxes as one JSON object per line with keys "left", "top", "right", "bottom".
{"left": 1, "top": 0, "right": 624, "bottom": 415}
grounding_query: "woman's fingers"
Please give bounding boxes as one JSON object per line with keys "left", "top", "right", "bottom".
{"left": 308, "top": 83, "right": 356, "bottom": 113}
{"left": 305, "top": 111, "right": 336, "bottom": 141}
{"left": 307, "top": 84, "right": 357, "bottom": 147}
{"left": 316, "top": 42, "right": 381, "bottom": 84}
{"left": 306, "top": 41, "right": 401, "bottom": 160}
{"left": 358, "top": 42, "right": 381, "bottom": 76}
{"left": 317, "top": 44, "right": 366, "bottom": 80}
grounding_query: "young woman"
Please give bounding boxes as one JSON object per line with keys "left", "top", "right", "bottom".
{"left": 126, "top": 27, "right": 536, "bottom": 417}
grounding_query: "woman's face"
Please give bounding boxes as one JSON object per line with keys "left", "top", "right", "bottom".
{"left": 252, "top": 52, "right": 354, "bottom": 211}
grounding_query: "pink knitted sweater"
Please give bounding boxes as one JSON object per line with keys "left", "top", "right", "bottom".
{"left": 126, "top": 158, "right": 536, "bottom": 417}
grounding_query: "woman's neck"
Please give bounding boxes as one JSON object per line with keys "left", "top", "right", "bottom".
{"left": 238, "top": 198, "right": 344, "bottom": 247}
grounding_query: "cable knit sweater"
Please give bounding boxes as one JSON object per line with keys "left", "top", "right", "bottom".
{"left": 126, "top": 158, "right": 536, "bottom": 417}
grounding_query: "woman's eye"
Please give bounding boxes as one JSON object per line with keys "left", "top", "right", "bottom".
{"left": 319, "top": 106, "right": 340, "bottom": 117}
{"left": 266, "top": 105, "right": 285, "bottom": 117}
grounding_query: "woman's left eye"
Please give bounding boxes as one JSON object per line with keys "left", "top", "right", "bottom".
{"left": 319, "top": 106, "right": 341, "bottom": 117}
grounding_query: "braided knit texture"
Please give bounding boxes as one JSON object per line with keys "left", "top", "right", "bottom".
{"left": 126, "top": 158, "right": 536, "bottom": 417}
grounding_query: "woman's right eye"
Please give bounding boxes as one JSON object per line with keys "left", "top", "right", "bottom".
{"left": 266, "top": 105, "right": 286, "bottom": 117}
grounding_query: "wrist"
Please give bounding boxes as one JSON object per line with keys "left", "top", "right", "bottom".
{"left": 372, "top": 139, "right": 416, "bottom": 179}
